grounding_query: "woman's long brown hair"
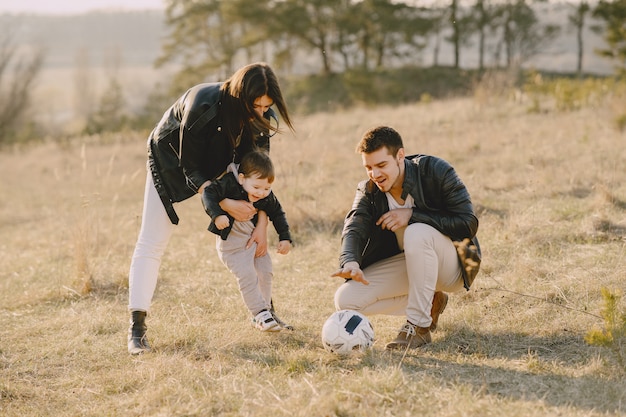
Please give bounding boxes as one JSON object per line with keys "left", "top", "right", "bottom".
{"left": 220, "top": 62, "right": 293, "bottom": 148}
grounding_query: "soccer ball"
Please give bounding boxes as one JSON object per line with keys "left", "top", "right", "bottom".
{"left": 321, "top": 310, "right": 374, "bottom": 354}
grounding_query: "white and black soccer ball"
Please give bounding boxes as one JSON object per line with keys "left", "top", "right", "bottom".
{"left": 321, "top": 310, "right": 374, "bottom": 354}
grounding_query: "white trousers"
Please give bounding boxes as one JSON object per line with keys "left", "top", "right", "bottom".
{"left": 216, "top": 221, "right": 273, "bottom": 316}
{"left": 334, "top": 223, "right": 464, "bottom": 327}
{"left": 128, "top": 173, "right": 175, "bottom": 311}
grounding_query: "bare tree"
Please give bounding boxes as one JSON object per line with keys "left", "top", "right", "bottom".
{"left": 494, "top": 0, "right": 559, "bottom": 69}
{"left": 73, "top": 47, "right": 95, "bottom": 126}
{"left": 593, "top": 0, "right": 626, "bottom": 75}
{"left": 471, "top": 0, "right": 499, "bottom": 71}
{"left": 85, "top": 46, "right": 128, "bottom": 134}
{"left": 568, "top": 1, "right": 590, "bottom": 76}
{"left": 0, "top": 23, "right": 45, "bottom": 145}
{"left": 156, "top": 0, "right": 245, "bottom": 91}
{"left": 426, "top": 4, "right": 447, "bottom": 67}
{"left": 450, "top": 0, "right": 460, "bottom": 67}
{"left": 272, "top": 0, "right": 337, "bottom": 75}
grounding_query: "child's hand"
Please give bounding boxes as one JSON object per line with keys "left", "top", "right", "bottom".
{"left": 276, "top": 240, "right": 291, "bottom": 255}
{"left": 215, "top": 215, "right": 230, "bottom": 230}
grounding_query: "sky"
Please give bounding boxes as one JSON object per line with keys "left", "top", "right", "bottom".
{"left": 0, "top": 0, "right": 164, "bottom": 15}
{"left": 0, "top": 0, "right": 584, "bottom": 15}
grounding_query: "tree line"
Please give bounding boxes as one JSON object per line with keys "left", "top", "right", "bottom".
{"left": 1, "top": 0, "right": 625, "bottom": 145}
{"left": 155, "top": 0, "right": 625, "bottom": 91}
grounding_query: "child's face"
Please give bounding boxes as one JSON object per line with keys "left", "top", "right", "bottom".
{"left": 238, "top": 173, "right": 272, "bottom": 202}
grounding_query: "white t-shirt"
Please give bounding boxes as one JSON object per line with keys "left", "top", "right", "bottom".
{"left": 386, "top": 193, "right": 414, "bottom": 210}
{"left": 385, "top": 193, "right": 414, "bottom": 251}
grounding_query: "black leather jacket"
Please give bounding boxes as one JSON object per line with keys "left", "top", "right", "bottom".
{"left": 147, "top": 82, "right": 275, "bottom": 224}
{"left": 339, "top": 154, "right": 481, "bottom": 289}
{"left": 201, "top": 172, "right": 291, "bottom": 242}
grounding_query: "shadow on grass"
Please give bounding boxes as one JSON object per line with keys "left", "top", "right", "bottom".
{"left": 218, "top": 326, "right": 625, "bottom": 414}
{"left": 398, "top": 327, "right": 624, "bottom": 414}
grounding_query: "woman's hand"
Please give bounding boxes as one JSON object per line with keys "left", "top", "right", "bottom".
{"left": 219, "top": 198, "right": 257, "bottom": 222}
{"left": 247, "top": 211, "right": 268, "bottom": 257}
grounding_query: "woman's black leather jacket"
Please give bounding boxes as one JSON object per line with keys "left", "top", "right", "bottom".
{"left": 339, "top": 154, "right": 481, "bottom": 290}
{"left": 147, "top": 82, "right": 275, "bottom": 225}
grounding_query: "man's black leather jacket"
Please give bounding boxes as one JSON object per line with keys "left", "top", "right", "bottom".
{"left": 147, "top": 82, "right": 274, "bottom": 225}
{"left": 201, "top": 172, "right": 291, "bottom": 242}
{"left": 339, "top": 154, "right": 481, "bottom": 290}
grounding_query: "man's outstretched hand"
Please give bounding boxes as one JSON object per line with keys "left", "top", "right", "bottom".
{"left": 331, "top": 262, "right": 369, "bottom": 285}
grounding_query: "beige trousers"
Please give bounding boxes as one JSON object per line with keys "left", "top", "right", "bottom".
{"left": 334, "top": 223, "right": 464, "bottom": 327}
{"left": 216, "top": 221, "right": 273, "bottom": 316}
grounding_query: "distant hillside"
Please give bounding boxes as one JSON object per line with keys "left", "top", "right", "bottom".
{"left": 2, "top": 10, "right": 165, "bottom": 68}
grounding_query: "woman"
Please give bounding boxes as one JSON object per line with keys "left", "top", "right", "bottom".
{"left": 128, "top": 62, "right": 293, "bottom": 354}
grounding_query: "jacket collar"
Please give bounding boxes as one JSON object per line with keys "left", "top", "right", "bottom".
{"left": 400, "top": 157, "right": 418, "bottom": 200}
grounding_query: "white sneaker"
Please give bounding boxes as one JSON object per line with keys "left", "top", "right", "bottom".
{"left": 252, "top": 310, "right": 281, "bottom": 332}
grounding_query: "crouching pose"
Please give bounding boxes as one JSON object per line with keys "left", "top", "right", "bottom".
{"left": 332, "top": 126, "right": 481, "bottom": 349}
{"left": 202, "top": 150, "right": 293, "bottom": 332}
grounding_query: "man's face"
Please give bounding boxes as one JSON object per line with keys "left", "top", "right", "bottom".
{"left": 361, "top": 147, "right": 405, "bottom": 193}
{"left": 238, "top": 173, "right": 272, "bottom": 202}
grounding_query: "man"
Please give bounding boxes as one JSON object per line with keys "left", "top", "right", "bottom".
{"left": 332, "top": 126, "right": 481, "bottom": 349}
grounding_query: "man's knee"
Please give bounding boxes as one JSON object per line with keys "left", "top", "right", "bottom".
{"left": 334, "top": 283, "right": 364, "bottom": 311}
{"left": 404, "top": 223, "right": 439, "bottom": 250}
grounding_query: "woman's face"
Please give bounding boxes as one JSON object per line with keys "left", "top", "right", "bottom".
{"left": 252, "top": 95, "right": 273, "bottom": 118}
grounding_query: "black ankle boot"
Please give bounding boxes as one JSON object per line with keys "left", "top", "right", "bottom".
{"left": 128, "top": 310, "right": 151, "bottom": 355}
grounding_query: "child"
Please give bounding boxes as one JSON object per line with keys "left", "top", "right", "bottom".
{"left": 202, "top": 150, "right": 293, "bottom": 332}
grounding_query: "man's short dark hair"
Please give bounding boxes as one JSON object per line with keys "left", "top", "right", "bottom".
{"left": 356, "top": 126, "right": 404, "bottom": 156}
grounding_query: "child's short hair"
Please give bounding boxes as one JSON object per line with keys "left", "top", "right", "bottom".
{"left": 239, "top": 150, "right": 275, "bottom": 182}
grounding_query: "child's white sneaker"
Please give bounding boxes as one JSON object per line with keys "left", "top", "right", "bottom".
{"left": 252, "top": 310, "right": 281, "bottom": 332}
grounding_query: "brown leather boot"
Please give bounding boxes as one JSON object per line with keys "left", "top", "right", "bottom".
{"left": 429, "top": 291, "right": 448, "bottom": 332}
{"left": 128, "top": 310, "right": 151, "bottom": 355}
{"left": 385, "top": 321, "right": 431, "bottom": 350}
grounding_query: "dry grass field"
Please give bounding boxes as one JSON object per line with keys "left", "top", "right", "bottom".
{"left": 1, "top": 92, "right": 625, "bottom": 416}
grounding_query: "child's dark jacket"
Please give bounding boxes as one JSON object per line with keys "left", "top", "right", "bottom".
{"left": 202, "top": 172, "right": 291, "bottom": 242}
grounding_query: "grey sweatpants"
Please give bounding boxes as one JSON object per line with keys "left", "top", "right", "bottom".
{"left": 216, "top": 220, "right": 273, "bottom": 316}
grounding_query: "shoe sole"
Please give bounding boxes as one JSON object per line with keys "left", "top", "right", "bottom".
{"left": 128, "top": 346, "right": 151, "bottom": 355}
{"left": 258, "top": 325, "right": 282, "bottom": 332}
{"left": 385, "top": 335, "right": 431, "bottom": 350}
{"left": 253, "top": 320, "right": 282, "bottom": 332}
{"left": 128, "top": 335, "right": 151, "bottom": 355}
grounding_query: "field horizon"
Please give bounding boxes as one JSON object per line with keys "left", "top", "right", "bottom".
{"left": 1, "top": 93, "right": 625, "bottom": 416}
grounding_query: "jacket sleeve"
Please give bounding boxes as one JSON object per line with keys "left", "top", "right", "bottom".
{"left": 410, "top": 158, "right": 478, "bottom": 241}
{"left": 201, "top": 176, "right": 229, "bottom": 219}
{"left": 338, "top": 181, "right": 375, "bottom": 267}
{"left": 258, "top": 192, "right": 292, "bottom": 242}
{"left": 177, "top": 84, "right": 222, "bottom": 192}
{"left": 179, "top": 109, "right": 215, "bottom": 192}
{"left": 181, "top": 135, "right": 211, "bottom": 193}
